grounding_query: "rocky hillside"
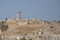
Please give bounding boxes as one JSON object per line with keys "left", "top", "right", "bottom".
{"left": 0, "top": 19, "right": 60, "bottom": 40}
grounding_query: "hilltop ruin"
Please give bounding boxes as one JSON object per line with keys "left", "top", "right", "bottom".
{"left": 0, "top": 11, "right": 60, "bottom": 40}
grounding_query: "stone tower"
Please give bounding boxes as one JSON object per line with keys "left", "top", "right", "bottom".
{"left": 16, "top": 11, "right": 21, "bottom": 20}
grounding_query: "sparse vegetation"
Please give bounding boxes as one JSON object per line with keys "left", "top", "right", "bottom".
{"left": 0, "top": 21, "right": 8, "bottom": 32}
{"left": 50, "top": 26, "right": 53, "bottom": 29}
{"left": 20, "top": 36, "right": 26, "bottom": 40}
{"left": 5, "top": 17, "right": 8, "bottom": 21}
{"left": 29, "top": 39, "right": 32, "bottom": 40}
{"left": 27, "top": 19, "right": 29, "bottom": 24}
{"left": 58, "top": 21, "right": 60, "bottom": 23}
{"left": 1, "top": 21, "right": 6, "bottom": 24}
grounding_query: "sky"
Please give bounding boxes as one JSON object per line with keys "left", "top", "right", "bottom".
{"left": 0, "top": 0, "right": 60, "bottom": 21}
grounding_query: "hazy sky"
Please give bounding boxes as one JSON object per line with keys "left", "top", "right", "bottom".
{"left": 0, "top": 0, "right": 60, "bottom": 21}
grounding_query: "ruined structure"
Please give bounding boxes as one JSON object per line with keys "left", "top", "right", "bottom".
{"left": 0, "top": 11, "right": 60, "bottom": 40}
{"left": 16, "top": 11, "right": 21, "bottom": 20}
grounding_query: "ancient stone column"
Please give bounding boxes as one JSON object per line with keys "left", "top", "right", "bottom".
{"left": 16, "top": 11, "right": 21, "bottom": 20}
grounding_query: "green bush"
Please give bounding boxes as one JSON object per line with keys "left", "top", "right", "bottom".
{"left": 29, "top": 39, "right": 32, "bottom": 40}
{"left": 58, "top": 21, "right": 60, "bottom": 23}
{"left": 20, "top": 36, "right": 26, "bottom": 40}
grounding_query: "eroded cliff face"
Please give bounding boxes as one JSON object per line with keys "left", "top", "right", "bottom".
{"left": 0, "top": 19, "right": 60, "bottom": 40}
